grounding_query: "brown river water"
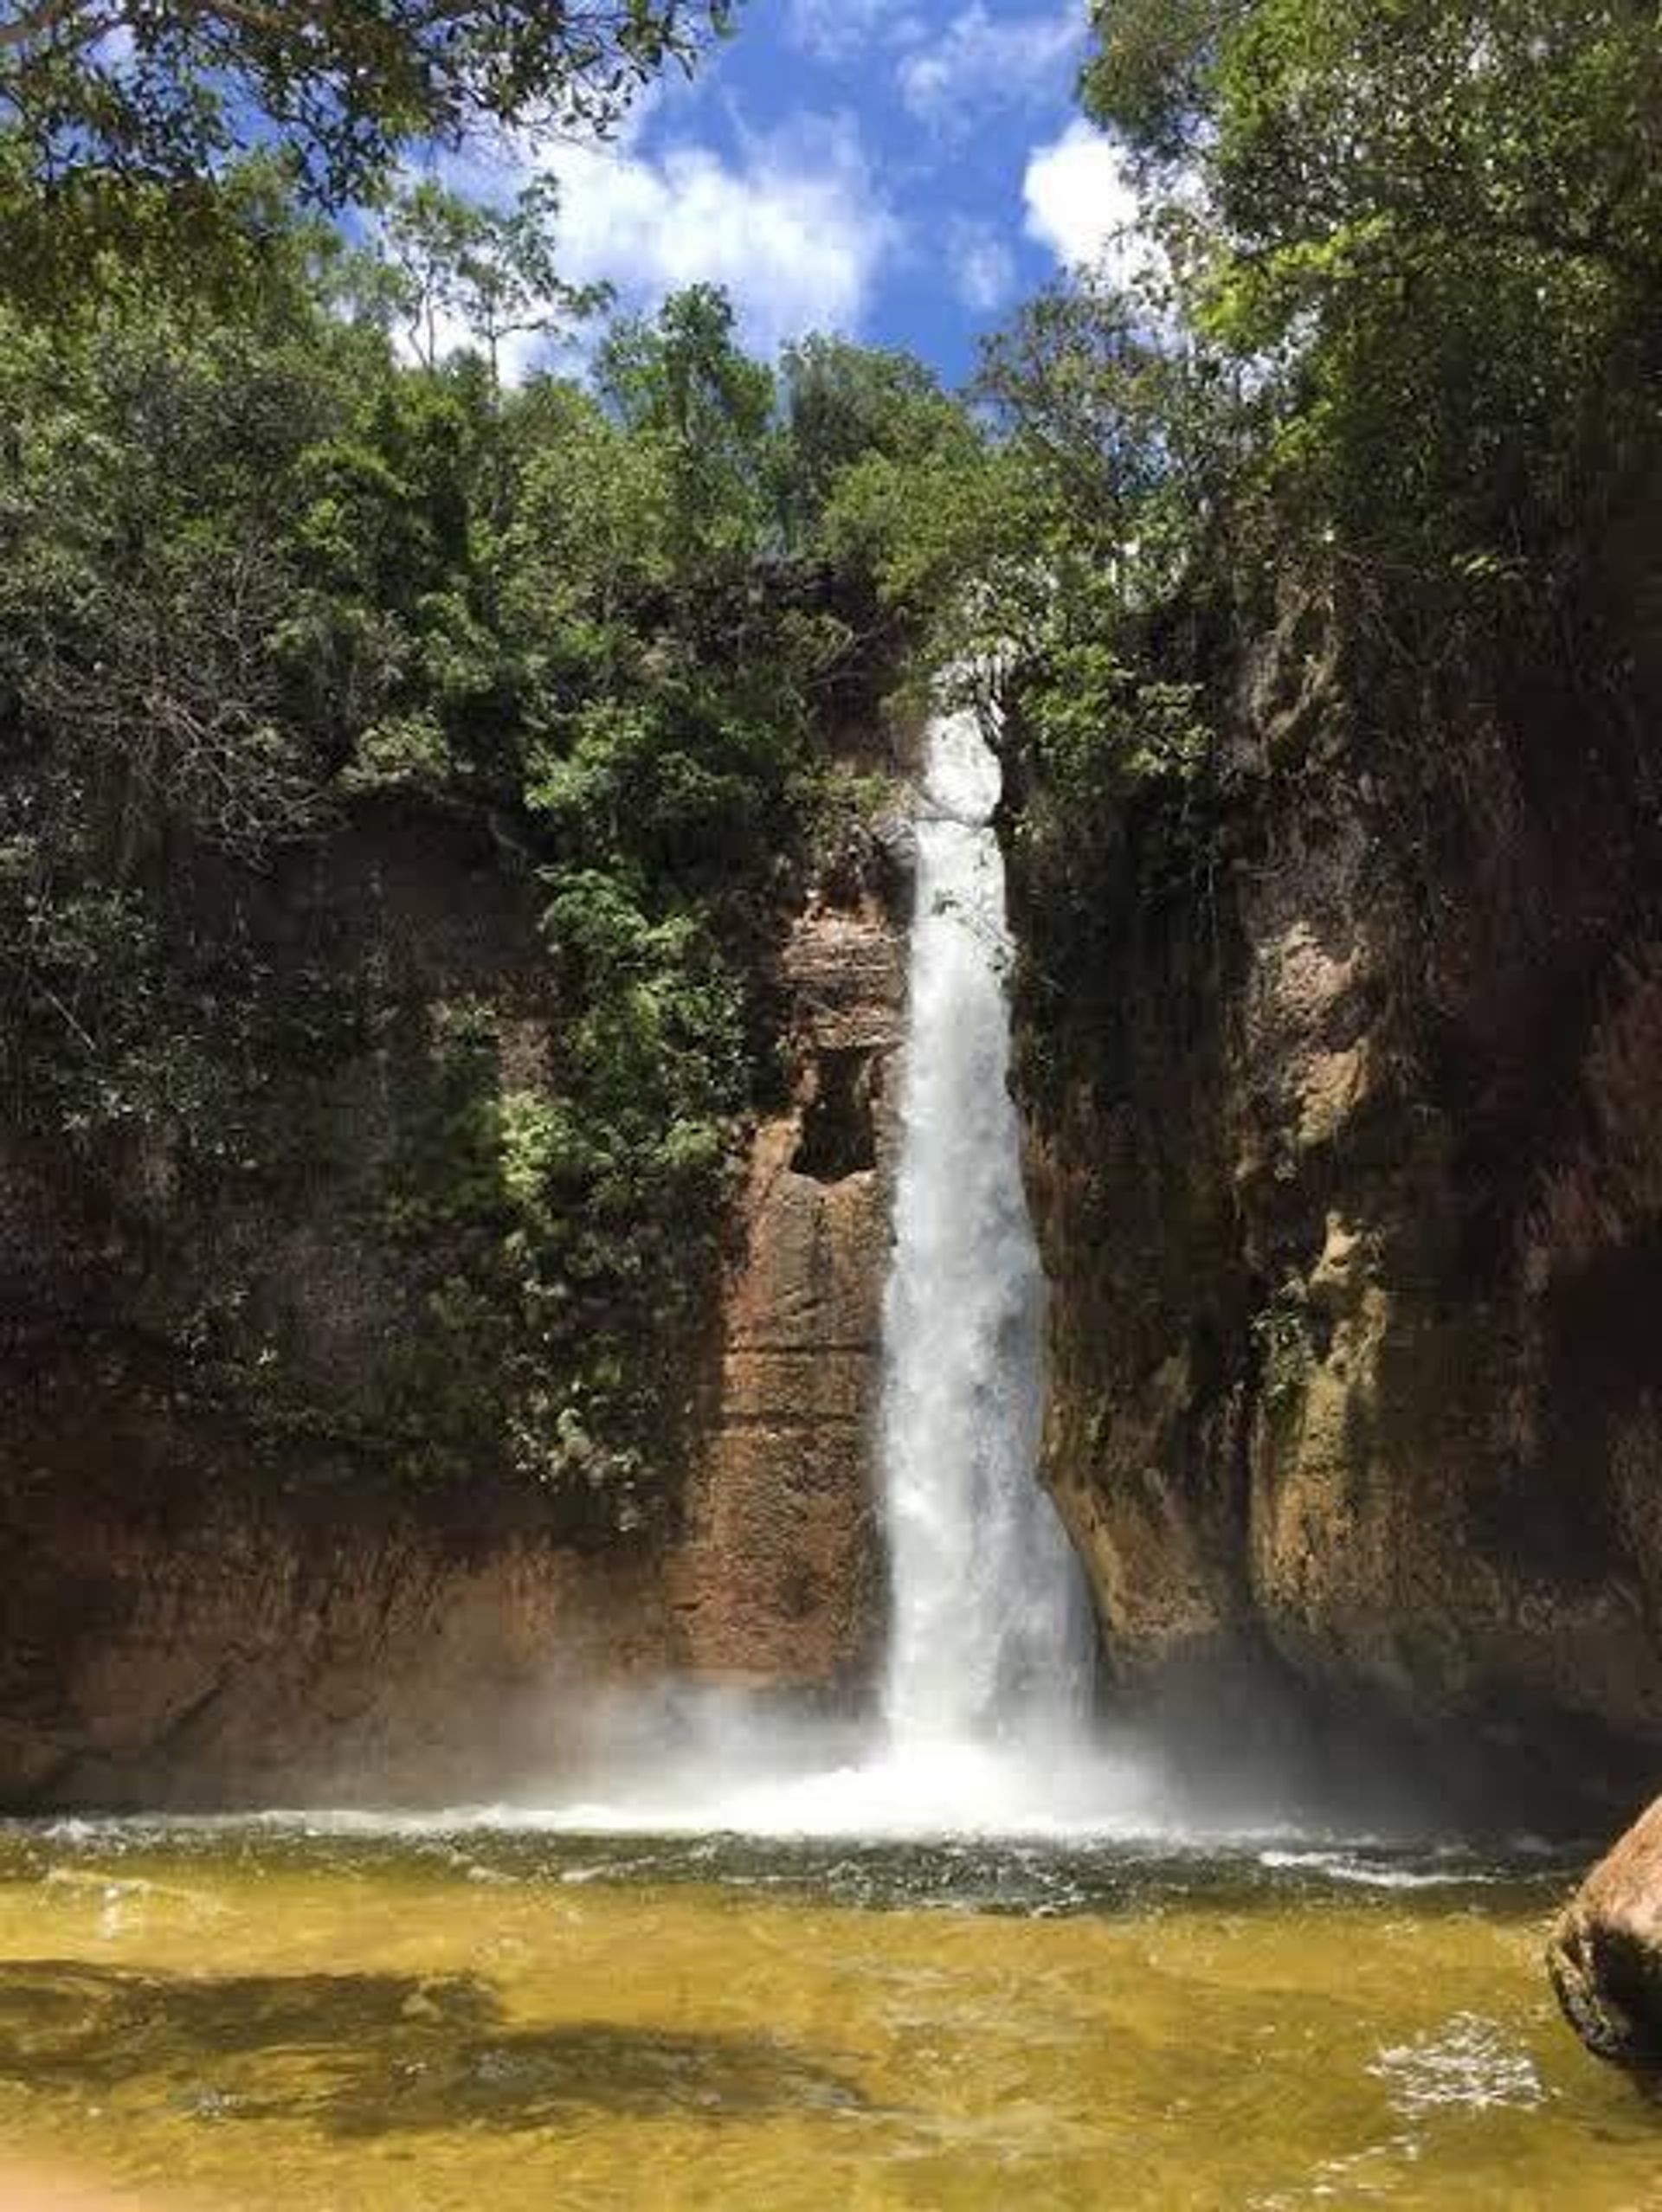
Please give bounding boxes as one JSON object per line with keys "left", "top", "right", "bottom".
{"left": 0, "top": 1820, "right": 1655, "bottom": 2211}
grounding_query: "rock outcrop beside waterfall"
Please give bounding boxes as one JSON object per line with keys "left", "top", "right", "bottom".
{"left": 1002, "top": 550, "right": 1662, "bottom": 1800}
{"left": 664, "top": 873, "right": 905, "bottom": 1696}
{"left": 0, "top": 802, "right": 907, "bottom": 1810}
{"left": 1550, "top": 1797, "right": 1662, "bottom": 2067}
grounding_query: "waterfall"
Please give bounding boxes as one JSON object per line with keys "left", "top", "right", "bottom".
{"left": 531, "top": 705, "right": 1142, "bottom": 1836}
{"left": 880, "top": 705, "right": 1095, "bottom": 1752}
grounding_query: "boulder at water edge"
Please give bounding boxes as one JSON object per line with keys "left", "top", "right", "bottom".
{"left": 1549, "top": 1797, "right": 1662, "bottom": 2067}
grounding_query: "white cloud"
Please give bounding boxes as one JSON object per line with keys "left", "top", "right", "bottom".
{"left": 898, "top": 4, "right": 1082, "bottom": 134}
{"left": 415, "top": 111, "right": 902, "bottom": 370}
{"left": 547, "top": 114, "right": 901, "bottom": 355}
{"left": 1022, "top": 118, "right": 1149, "bottom": 279}
{"left": 786, "top": 0, "right": 925, "bottom": 61}
{"left": 948, "top": 219, "right": 1017, "bottom": 313}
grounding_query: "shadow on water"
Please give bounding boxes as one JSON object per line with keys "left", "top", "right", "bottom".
{"left": 0, "top": 1961, "right": 866, "bottom": 2136}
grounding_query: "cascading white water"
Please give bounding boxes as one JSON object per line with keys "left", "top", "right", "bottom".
{"left": 879, "top": 705, "right": 1095, "bottom": 1750}
{"left": 519, "top": 704, "right": 1174, "bottom": 1837}
{"left": 286, "top": 724, "right": 1324, "bottom": 1841}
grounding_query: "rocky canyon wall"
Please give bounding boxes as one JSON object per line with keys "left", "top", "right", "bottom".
{"left": 0, "top": 797, "right": 906, "bottom": 1810}
{"left": 1004, "top": 547, "right": 1662, "bottom": 1803}
{"left": 666, "top": 884, "right": 905, "bottom": 1694}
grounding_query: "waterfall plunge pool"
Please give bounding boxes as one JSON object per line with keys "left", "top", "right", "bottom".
{"left": 3, "top": 717, "right": 1645, "bottom": 2209}
{"left": 0, "top": 1817, "right": 1647, "bottom": 2211}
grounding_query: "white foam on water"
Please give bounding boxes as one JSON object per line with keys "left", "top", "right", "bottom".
{"left": 1369, "top": 2014, "right": 1547, "bottom": 2116}
{"left": 491, "top": 1739, "right": 1168, "bottom": 1843}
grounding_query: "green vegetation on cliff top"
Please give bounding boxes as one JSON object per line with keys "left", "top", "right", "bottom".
{"left": 0, "top": 10, "right": 967, "bottom": 1517}
{"left": 852, "top": 0, "right": 1662, "bottom": 1119}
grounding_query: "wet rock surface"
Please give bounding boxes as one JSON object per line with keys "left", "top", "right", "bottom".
{"left": 1005, "top": 555, "right": 1662, "bottom": 1792}
{"left": 1549, "top": 1797, "right": 1662, "bottom": 2067}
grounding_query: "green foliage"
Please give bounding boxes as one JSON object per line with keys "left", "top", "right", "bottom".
{"left": 823, "top": 259, "right": 1240, "bottom": 834}
{"left": 381, "top": 175, "right": 611, "bottom": 387}
{"left": 1085, "top": 0, "right": 1662, "bottom": 589}
{"left": 1081, "top": 1, "right": 1240, "bottom": 160}
{"left": 1252, "top": 1286, "right": 1314, "bottom": 1414}
{"left": 377, "top": 945, "right": 740, "bottom": 1510}
{"left": 596, "top": 284, "right": 776, "bottom": 588}
{"left": 775, "top": 335, "right": 961, "bottom": 550}
{"left": 1, "top": 2, "right": 736, "bottom": 205}
{"left": 0, "top": 160, "right": 963, "bottom": 1516}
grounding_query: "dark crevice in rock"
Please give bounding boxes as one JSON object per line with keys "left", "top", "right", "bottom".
{"left": 791, "top": 1048, "right": 879, "bottom": 1183}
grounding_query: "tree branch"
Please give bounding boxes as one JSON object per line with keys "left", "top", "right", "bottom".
{"left": 0, "top": 0, "right": 101, "bottom": 53}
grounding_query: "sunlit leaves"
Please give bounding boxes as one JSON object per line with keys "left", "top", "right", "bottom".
{"left": 1085, "top": 0, "right": 1662, "bottom": 582}
{"left": 1, "top": 1, "right": 738, "bottom": 203}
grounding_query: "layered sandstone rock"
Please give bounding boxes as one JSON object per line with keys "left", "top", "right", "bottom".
{"left": 666, "top": 893, "right": 905, "bottom": 1691}
{"left": 2, "top": 1429, "right": 668, "bottom": 1808}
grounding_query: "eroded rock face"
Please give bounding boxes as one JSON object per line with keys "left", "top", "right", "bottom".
{"left": 1549, "top": 1799, "right": 1662, "bottom": 2066}
{"left": 666, "top": 891, "right": 906, "bottom": 1693}
{"left": 2, "top": 1415, "right": 669, "bottom": 1809}
{"left": 1008, "top": 553, "right": 1662, "bottom": 1794}
{"left": 0, "top": 804, "right": 909, "bottom": 1810}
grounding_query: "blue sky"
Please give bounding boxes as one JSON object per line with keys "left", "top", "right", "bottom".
{"left": 474, "top": 1, "right": 1140, "bottom": 387}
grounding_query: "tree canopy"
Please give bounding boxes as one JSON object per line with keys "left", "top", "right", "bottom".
{"left": 1, "top": 1, "right": 736, "bottom": 201}
{"left": 1082, "top": 0, "right": 1662, "bottom": 575}
{"left": 0, "top": 145, "right": 961, "bottom": 1508}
